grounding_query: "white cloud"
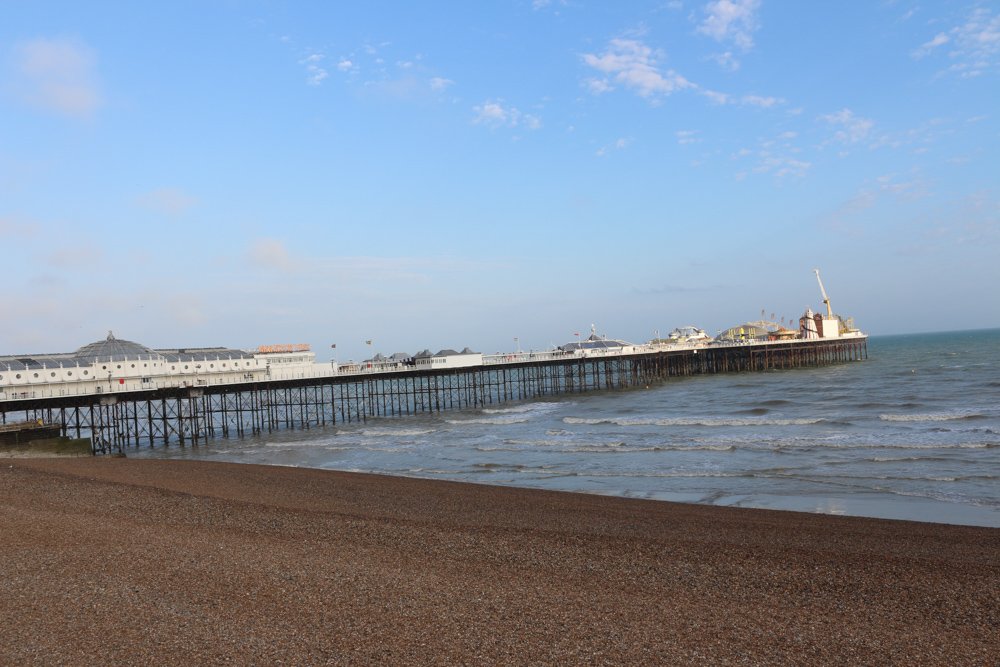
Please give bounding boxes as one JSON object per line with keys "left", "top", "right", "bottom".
{"left": 700, "top": 89, "right": 729, "bottom": 104}
{"left": 911, "top": 7, "right": 1000, "bottom": 75}
{"left": 596, "top": 137, "right": 633, "bottom": 156}
{"left": 337, "top": 59, "right": 353, "bottom": 72}
{"left": 753, "top": 156, "right": 811, "bottom": 179}
{"left": 676, "top": 130, "right": 699, "bottom": 145}
{"left": 429, "top": 77, "right": 454, "bottom": 91}
{"left": 298, "top": 53, "right": 329, "bottom": 84}
{"left": 585, "top": 77, "right": 614, "bottom": 94}
{"left": 710, "top": 51, "right": 740, "bottom": 70}
{"left": 696, "top": 0, "right": 761, "bottom": 50}
{"left": 780, "top": 131, "right": 797, "bottom": 139}
{"left": 581, "top": 39, "right": 694, "bottom": 99}
{"left": 741, "top": 94, "right": 784, "bottom": 108}
{"left": 249, "top": 237, "right": 292, "bottom": 270}
{"left": 396, "top": 61, "right": 413, "bottom": 68}
{"left": 820, "top": 108, "right": 875, "bottom": 143}
{"left": 912, "top": 33, "right": 950, "bottom": 58}
{"left": 9, "top": 38, "right": 101, "bottom": 118}
{"left": 472, "top": 100, "right": 539, "bottom": 129}
{"left": 135, "top": 188, "right": 199, "bottom": 216}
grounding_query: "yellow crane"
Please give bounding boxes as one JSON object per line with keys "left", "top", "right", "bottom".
{"left": 813, "top": 269, "right": 833, "bottom": 319}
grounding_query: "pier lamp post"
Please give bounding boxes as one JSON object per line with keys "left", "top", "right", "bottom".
{"left": 654, "top": 330, "right": 659, "bottom": 350}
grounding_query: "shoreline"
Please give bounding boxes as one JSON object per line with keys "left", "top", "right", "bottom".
{"left": 2, "top": 457, "right": 998, "bottom": 664}
{"left": 129, "top": 446, "right": 1000, "bottom": 529}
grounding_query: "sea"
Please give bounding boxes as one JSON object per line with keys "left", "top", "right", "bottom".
{"left": 131, "top": 328, "right": 1000, "bottom": 528}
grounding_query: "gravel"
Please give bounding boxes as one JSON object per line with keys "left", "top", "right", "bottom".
{"left": 1, "top": 458, "right": 997, "bottom": 665}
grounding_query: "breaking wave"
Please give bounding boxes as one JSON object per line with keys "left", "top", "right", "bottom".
{"left": 361, "top": 428, "right": 436, "bottom": 436}
{"left": 879, "top": 413, "right": 985, "bottom": 422}
{"left": 563, "top": 416, "right": 825, "bottom": 427}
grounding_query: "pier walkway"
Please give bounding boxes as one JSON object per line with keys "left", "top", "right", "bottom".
{"left": 1, "top": 337, "right": 866, "bottom": 454}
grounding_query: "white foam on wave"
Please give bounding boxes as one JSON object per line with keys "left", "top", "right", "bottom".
{"left": 563, "top": 416, "right": 824, "bottom": 427}
{"left": 503, "top": 439, "right": 627, "bottom": 448}
{"left": 865, "top": 456, "right": 946, "bottom": 462}
{"left": 448, "top": 417, "right": 530, "bottom": 425}
{"left": 879, "top": 412, "right": 984, "bottom": 422}
{"left": 481, "top": 401, "right": 565, "bottom": 415}
{"left": 361, "top": 428, "right": 436, "bottom": 436}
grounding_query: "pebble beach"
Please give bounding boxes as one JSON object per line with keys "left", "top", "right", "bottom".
{"left": 2, "top": 457, "right": 997, "bottom": 665}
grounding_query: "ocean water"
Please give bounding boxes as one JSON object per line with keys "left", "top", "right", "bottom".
{"left": 132, "top": 329, "right": 1000, "bottom": 527}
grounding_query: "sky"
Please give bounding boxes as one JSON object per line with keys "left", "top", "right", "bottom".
{"left": 1, "top": 0, "right": 997, "bottom": 361}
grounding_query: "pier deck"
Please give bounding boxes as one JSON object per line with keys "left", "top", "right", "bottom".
{"left": 0, "top": 337, "right": 867, "bottom": 454}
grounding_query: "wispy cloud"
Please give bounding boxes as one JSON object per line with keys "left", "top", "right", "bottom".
{"left": 820, "top": 109, "right": 875, "bottom": 144}
{"left": 911, "top": 7, "right": 1000, "bottom": 77}
{"left": 429, "top": 77, "right": 454, "bottom": 91}
{"left": 700, "top": 89, "right": 729, "bottom": 105}
{"left": 696, "top": 0, "right": 762, "bottom": 50}
{"left": 472, "top": 100, "right": 540, "bottom": 129}
{"left": 753, "top": 155, "right": 811, "bottom": 179}
{"left": 8, "top": 38, "right": 102, "bottom": 118}
{"left": 595, "top": 137, "right": 633, "bottom": 156}
{"left": 676, "top": 130, "right": 699, "bottom": 145}
{"left": 741, "top": 94, "right": 784, "bottom": 108}
{"left": 0, "top": 214, "right": 41, "bottom": 238}
{"left": 532, "top": 0, "right": 567, "bottom": 9}
{"left": 912, "top": 32, "right": 950, "bottom": 58}
{"left": 821, "top": 174, "right": 935, "bottom": 233}
{"left": 299, "top": 53, "right": 329, "bottom": 84}
{"left": 248, "top": 237, "right": 292, "bottom": 270}
{"left": 135, "top": 188, "right": 199, "bottom": 216}
{"left": 710, "top": 51, "right": 740, "bottom": 70}
{"left": 581, "top": 39, "right": 694, "bottom": 99}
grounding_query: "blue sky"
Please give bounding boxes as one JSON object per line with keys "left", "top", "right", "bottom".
{"left": 2, "top": 1, "right": 997, "bottom": 361}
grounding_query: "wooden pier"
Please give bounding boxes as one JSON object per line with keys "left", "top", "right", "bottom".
{"left": 0, "top": 337, "right": 867, "bottom": 454}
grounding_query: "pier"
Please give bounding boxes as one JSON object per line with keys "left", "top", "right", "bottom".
{"left": 1, "top": 337, "right": 867, "bottom": 454}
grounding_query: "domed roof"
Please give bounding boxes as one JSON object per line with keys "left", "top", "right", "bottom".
{"left": 73, "top": 331, "right": 160, "bottom": 361}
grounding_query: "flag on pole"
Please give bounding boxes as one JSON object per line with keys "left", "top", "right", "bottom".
{"left": 331, "top": 344, "right": 336, "bottom": 349}
{"left": 366, "top": 340, "right": 372, "bottom": 345}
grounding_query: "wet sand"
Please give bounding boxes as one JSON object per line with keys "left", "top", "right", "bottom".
{"left": 1, "top": 458, "right": 997, "bottom": 665}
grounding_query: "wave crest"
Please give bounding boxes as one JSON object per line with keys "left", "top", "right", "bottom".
{"left": 879, "top": 413, "right": 984, "bottom": 422}
{"left": 563, "top": 416, "right": 824, "bottom": 427}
